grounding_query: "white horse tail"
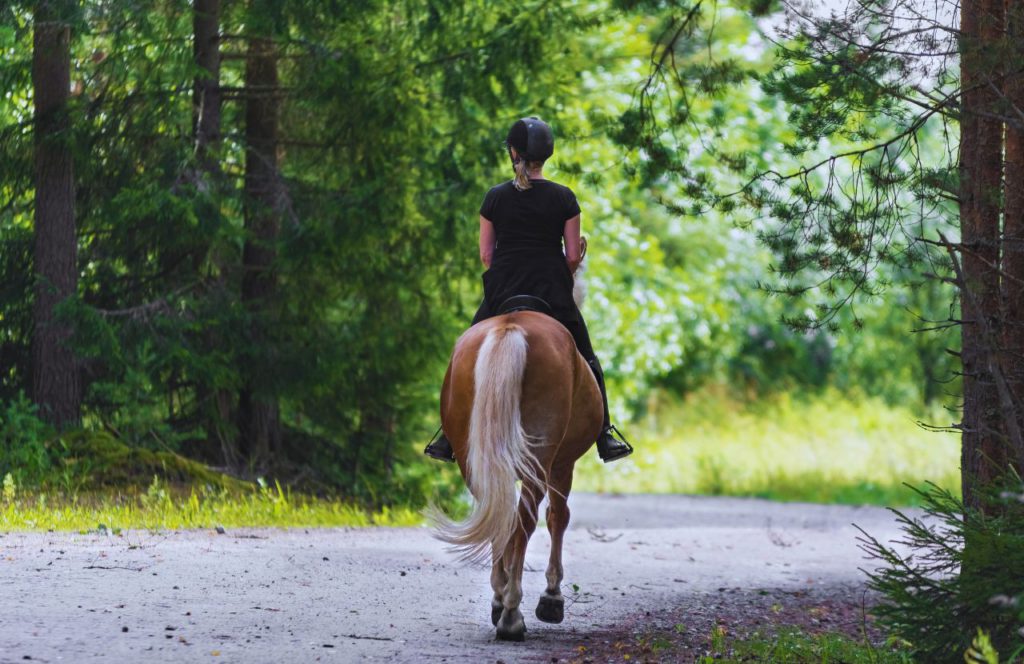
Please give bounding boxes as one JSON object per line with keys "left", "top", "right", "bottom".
{"left": 432, "top": 323, "right": 542, "bottom": 565}
{"left": 572, "top": 259, "right": 587, "bottom": 308}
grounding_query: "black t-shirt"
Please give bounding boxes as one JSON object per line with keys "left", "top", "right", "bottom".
{"left": 476, "top": 179, "right": 582, "bottom": 323}
{"left": 479, "top": 179, "right": 581, "bottom": 257}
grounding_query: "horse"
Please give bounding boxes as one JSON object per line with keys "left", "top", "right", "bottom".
{"left": 429, "top": 308, "right": 604, "bottom": 641}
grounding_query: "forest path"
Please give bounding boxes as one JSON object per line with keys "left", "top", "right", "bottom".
{"left": 0, "top": 494, "right": 908, "bottom": 663}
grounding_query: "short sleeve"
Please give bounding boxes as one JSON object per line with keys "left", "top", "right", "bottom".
{"left": 479, "top": 187, "right": 498, "bottom": 219}
{"left": 563, "top": 187, "right": 581, "bottom": 220}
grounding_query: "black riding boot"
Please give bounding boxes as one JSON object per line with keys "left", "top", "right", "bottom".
{"left": 586, "top": 357, "right": 634, "bottom": 463}
{"left": 424, "top": 428, "right": 456, "bottom": 462}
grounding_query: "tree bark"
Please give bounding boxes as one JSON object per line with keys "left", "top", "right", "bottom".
{"left": 193, "top": 0, "right": 221, "bottom": 172}
{"left": 1002, "top": 0, "right": 1024, "bottom": 472}
{"left": 237, "top": 35, "right": 284, "bottom": 472}
{"left": 191, "top": 0, "right": 236, "bottom": 467}
{"left": 959, "top": 0, "right": 1006, "bottom": 508}
{"left": 31, "top": 0, "right": 80, "bottom": 430}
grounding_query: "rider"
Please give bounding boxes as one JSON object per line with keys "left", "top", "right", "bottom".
{"left": 424, "top": 116, "right": 633, "bottom": 464}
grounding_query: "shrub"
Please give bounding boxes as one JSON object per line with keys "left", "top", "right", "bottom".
{"left": 858, "top": 480, "right": 1024, "bottom": 662}
{"left": 0, "top": 392, "right": 55, "bottom": 485}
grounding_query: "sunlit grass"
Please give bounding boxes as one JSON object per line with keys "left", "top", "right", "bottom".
{"left": 0, "top": 476, "right": 421, "bottom": 532}
{"left": 575, "top": 388, "right": 960, "bottom": 506}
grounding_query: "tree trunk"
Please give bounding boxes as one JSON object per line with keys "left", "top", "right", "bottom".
{"left": 31, "top": 0, "right": 80, "bottom": 430}
{"left": 192, "top": 0, "right": 236, "bottom": 467}
{"left": 193, "top": 0, "right": 221, "bottom": 172}
{"left": 1002, "top": 0, "right": 1024, "bottom": 472}
{"left": 237, "top": 35, "right": 283, "bottom": 472}
{"left": 959, "top": 0, "right": 1006, "bottom": 508}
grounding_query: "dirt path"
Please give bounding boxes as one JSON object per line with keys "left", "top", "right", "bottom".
{"left": 0, "top": 494, "right": 909, "bottom": 663}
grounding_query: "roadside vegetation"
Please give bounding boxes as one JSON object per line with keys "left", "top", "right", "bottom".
{"left": 0, "top": 385, "right": 957, "bottom": 534}
{"left": 0, "top": 475, "right": 422, "bottom": 532}
{"left": 714, "top": 628, "right": 913, "bottom": 663}
{"left": 575, "top": 388, "right": 960, "bottom": 507}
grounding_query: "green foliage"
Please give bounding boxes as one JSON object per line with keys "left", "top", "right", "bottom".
{"left": 966, "top": 630, "right": 1002, "bottom": 664}
{"left": 707, "top": 626, "right": 913, "bottom": 663}
{"left": 0, "top": 475, "right": 422, "bottom": 531}
{"left": 0, "top": 0, "right": 605, "bottom": 498}
{"left": 0, "top": 392, "right": 55, "bottom": 485}
{"left": 859, "top": 481, "right": 1024, "bottom": 662}
{"left": 0, "top": 0, "right": 964, "bottom": 511}
{"left": 0, "top": 391, "right": 253, "bottom": 494}
{"left": 550, "top": 8, "right": 953, "bottom": 420}
{"left": 563, "top": 2, "right": 956, "bottom": 418}
{"left": 574, "top": 388, "right": 959, "bottom": 506}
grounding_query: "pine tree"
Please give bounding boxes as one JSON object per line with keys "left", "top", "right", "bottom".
{"left": 238, "top": 27, "right": 284, "bottom": 472}
{"left": 31, "top": 0, "right": 80, "bottom": 429}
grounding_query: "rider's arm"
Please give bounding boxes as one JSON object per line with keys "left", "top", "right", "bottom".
{"left": 563, "top": 214, "right": 582, "bottom": 273}
{"left": 479, "top": 215, "right": 496, "bottom": 268}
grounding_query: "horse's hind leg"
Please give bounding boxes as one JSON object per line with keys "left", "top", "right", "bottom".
{"left": 490, "top": 548, "right": 508, "bottom": 626}
{"left": 495, "top": 483, "right": 542, "bottom": 642}
{"left": 536, "top": 470, "right": 572, "bottom": 624}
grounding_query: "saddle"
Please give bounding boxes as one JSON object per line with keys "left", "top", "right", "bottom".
{"left": 497, "top": 295, "right": 554, "bottom": 317}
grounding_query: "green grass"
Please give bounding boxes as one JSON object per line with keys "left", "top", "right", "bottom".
{"left": 575, "top": 388, "right": 960, "bottom": 506}
{"left": 587, "top": 619, "right": 914, "bottom": 662}
{"left": 0, "top": 475, "right": 421, "bottom": 532}
{"left": 706, "top": 626, "right": 913, "bottom": 663}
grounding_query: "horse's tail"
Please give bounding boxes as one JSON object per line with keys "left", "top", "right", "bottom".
{"left": 431, "top": 323, "right": 541, "bottom": 565}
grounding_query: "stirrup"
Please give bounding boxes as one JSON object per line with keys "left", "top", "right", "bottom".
{"left": 423, "top": 427, "right": 456, "bottom": 463}
{"left": 596, "top": 425, "right": 633, "bottom": 463}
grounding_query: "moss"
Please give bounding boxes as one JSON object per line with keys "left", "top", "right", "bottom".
{"left": 54, "top": 431, "right": 250, "bottom": 492}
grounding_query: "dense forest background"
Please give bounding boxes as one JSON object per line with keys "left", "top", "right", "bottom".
{"left": 0, "top": 0, "right": 975, "bottom": 505}
{"left": 8, "top": 1, "right": 1024, "bottom": 656}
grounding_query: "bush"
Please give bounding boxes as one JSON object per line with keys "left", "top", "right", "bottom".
{"left": 0, "top": 392, "right": 249, "bottom": 493}
{"left": 858, "top": 480, "right": 1024, "bottom": 662}
{"left": 0, "top": 393, "right": 55, "bottom": 485}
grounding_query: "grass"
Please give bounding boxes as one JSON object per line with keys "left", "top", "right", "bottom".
{"left": 567, "top": 614, "right": 915, "bottom": 663}
{"left": 703, "top": 626, "right": 913, "bottom": 663}
{"left": 0, "top": 475, "right": 422, "bottom": 532}
{"left": 574, "top": 387, "right": 960, "bottom": 506}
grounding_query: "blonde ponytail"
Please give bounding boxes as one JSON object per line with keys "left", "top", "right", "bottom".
{"left": 512, "top": 158, "right": 544, "bottom": 191}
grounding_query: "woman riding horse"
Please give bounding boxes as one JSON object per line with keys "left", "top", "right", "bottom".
{"left": 425, "top": 116, "right": 633, "bottom": 463}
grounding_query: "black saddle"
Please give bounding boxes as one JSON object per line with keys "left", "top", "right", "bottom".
{"left": 497, "top": 295, "right": 553, "bottom": 317}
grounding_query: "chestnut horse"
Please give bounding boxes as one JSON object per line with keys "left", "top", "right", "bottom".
{"left": 431, "top": 310, "right": 603, "bottom": 641}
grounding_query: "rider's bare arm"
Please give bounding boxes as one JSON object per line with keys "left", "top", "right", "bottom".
{"left": 563, "top": 214, "right": 582, "bottom": 273}
{"left": 480, "top": 215, "right": 496, "bottom": 268}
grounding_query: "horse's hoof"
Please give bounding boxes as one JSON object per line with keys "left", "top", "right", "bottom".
{"left": 495, "top": 608, "right": 526, "bottom": 641}
{"left": 535, "top": 594, "right": 564, "bottom": 624}
{"left": 491, "top": 599, "right": 503, "bottom": 626}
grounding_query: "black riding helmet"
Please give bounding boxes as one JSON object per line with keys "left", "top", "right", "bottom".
{"left": 505, "top": 116, "right": 554, "bottom": 163}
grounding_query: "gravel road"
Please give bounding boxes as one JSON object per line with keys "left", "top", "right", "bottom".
{"left": 0, "top": 494, "right": 909, "bottom": 663}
